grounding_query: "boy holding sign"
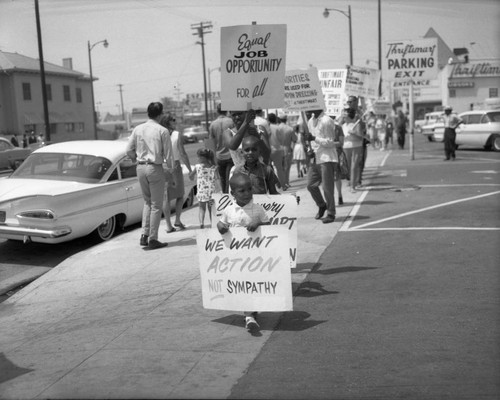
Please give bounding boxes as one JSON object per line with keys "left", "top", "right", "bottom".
{"left": 217, "top": 173, "right": 271, "bottom": 331}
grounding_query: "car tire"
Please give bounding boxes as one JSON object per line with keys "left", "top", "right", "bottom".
{"left": 492, "top": 135, "right": 500, "bottom": 152}
{"left": 91, "top": 216, "right": 116, "bottom": 241}
{"left": 427, "top": 136, "right": 433, "bottom": 142}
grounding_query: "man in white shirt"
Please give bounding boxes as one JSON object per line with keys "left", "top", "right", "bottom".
{"left": 442, "top": 105, "right": 463, "bottom": 161}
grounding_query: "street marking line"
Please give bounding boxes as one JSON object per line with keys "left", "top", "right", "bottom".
{"left": 339, "top": 190, "right": 369, "bottom": 232}
{"left": 349, "top": 190, "right": 500, "bottom": 231}
{"left": 420, "top": 184, "right": 500, "bottom": 187}
{"left": 344, "top": 227, "right": 500, "bottom": 231}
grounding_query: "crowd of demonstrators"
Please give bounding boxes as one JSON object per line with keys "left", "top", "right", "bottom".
{"left": 208, "top": 104, "right": 235, "bottom": 193}
{"left": 292, "top": 116, "right": 309, "bottom": 178}
{"left": 160, "top": 113, "right": 192, "bottom": 233}
{"left": 189, "top": 148, "right": 220, "bottom": 228}
{"left": 126, "top": 101, "right": 174, "bottom": 250}
{"left": 442, "top": 105, "right": 463, "bottom": 161}
{"left": 305, "top": 108, "right": 339, "bottom": 224}
{"left": 268, "top": 113, "right": 287, "bottom": 190}
{"left": 278, "top": 113, "right": 296, "bottom": 189}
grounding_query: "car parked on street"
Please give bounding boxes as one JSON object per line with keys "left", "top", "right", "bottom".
{"left": 182, "top": 126, "right": 209, "bottom": 143}
{"left": 455, "top": 110, "right": 500, "bottom": 151}
{"left": 420, "top": 111, "right": 444, "bottom": 142}
{"left": 0, "top": 140, "right": 196, "bottom": 244}
{"left": 0, "top": 136, "right": 32, "bottom": 172}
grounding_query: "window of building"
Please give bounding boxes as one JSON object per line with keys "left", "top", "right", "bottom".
{"left": 22, "top": 83, "right": 31, "bottom": 100}
{"left": 489, "top": 88, "right": 498, "bottom": 98}
{"left": 76, "top": 88, "right": 82, "bottom": 103}
{"left": 46, "top": 84, "right": 52, "bottom": 101}
{"left": 449, "top": 89, "right": 456, "bottom": 98}
{"left": 77, "top": 122, "right": 84, "bottom": 132}
{"left": 65, "top": 123, "right": 75, "bottom": 132}
{"left": 63, "top": 85, "right": 71, "bottom": 102}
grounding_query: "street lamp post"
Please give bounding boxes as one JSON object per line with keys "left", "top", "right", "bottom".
{"left": 323, "top": 6, "right": 352, "bottom": 66}
{"left": 88, "top": 39, "right": 109, "bottom": 140}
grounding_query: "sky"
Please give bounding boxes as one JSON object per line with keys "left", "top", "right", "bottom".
{"left": 1, "top": 0, "right": 499, "bottom": 115}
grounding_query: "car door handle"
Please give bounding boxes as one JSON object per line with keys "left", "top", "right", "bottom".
{"left": 125, "top": 186, "right": 134, "bottom": 191}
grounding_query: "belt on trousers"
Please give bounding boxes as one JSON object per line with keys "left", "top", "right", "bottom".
{"left": 137, "top": 161, "right": 160, "bottom": 165}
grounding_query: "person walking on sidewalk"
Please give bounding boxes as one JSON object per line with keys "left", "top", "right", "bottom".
{"left": 268, "top": 113, "right": 287, "bottom": 189}
{"left": 160, "top": 113, "right": 192, "bottom": 233}
{"left": 442, "top": 105, "right": 463, "bottom": 161}
{"left": 305, "top": 108, "right": 339, "bottom": 224}
{"left": 217, "top": 173, "right": 270, "bottom": 332}
{"left": 278, "top": 113, "right": 296, "bottom": 189}
{"left": 341, "top": 104, "right": 364, "bottom": 193}
{"left": 126, "top": 102, "right": 173, "bottom": 250}
{"left": 395, "top": 109, "right": 408, "bottom": 150}
{"left": 189, "top": 148, "right": 221, "bottom": 228}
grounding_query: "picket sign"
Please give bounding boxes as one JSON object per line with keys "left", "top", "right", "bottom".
{"left": 197, "top": 226, "right": 293, "bottom": 312}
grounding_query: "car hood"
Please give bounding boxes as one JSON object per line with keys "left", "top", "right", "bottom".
{"left": 0, "top": 178, "right": 94, "bottom": 203}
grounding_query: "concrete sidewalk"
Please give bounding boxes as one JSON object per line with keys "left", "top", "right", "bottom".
{"left": 0, "top": 149, "right": 388, "bottom": 399}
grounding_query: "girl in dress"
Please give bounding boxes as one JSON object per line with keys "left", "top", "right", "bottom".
{"left": 189, "top": 148, "right": 220, "bottom": 228}
{"left": 292, "top": 123, "right": 308, "bottom": 178}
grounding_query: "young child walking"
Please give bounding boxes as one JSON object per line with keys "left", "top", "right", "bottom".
{"left": 189, "top": 148, "right": 220, "bottom": 228}
{"left": 217, "top": 173, "right": 270, "bottom": 332}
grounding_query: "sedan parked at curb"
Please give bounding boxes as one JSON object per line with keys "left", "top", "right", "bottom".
{"left": 0, "top": 137, "right": 32, "bottom": 172}
{"left": 455, "top": 110, "right": 500, "bottom": 151}
{"left": 0, "top": 140, "right": 196, "bottom": 244}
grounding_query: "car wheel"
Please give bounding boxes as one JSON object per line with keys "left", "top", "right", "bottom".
{"left": 427, "top": 136, "right": 433, "bottom": 142}
{"left": 492, "top": 135, "right": 500, "bottom": 152}
{"left": 92, "top": 216, "right": 116, "bottom": 241}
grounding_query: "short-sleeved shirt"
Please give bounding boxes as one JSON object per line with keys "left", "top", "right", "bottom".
{"left": 232, "top": 162, "right": 279, "bottom": 194}
{"left": 220, "top": 200, "right": 269, "bottom": 227}
{"left": 126, "top": 119, "right": 172, "bottom": 165}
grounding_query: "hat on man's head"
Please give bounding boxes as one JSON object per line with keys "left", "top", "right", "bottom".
{"left": 444, "top": 105, "right": 452, "bottom": 111}
{"left": 278, "top": 112, "right": 286, "bottom": 120}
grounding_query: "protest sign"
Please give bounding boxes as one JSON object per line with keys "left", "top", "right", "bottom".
{"left": 383, "top": 38, "right": 438, "bottom": 82}
{"left": 345, "top": 65, "right": 381, "bottom": 99}
{"left": 318, "top": 69, "right": 348, "bottom": 117}
{"left": 220, "top": 24, "right": 287, "bottom": 110}
{"left": 212, "top": 193, "right": 298, "bottom": 268}
{"left": 284, "top": 67, "right": 325, "bottom": 111}
{"left": 197, "top": 226, "right": 293, "bottom": 312}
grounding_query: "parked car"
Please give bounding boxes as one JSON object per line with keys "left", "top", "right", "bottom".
{"left": 0, "top": 140, "right": 196, "bottom": 244}
{"left": 431, "top": 110, "right": 500, "bottom": 151}
{"left": 0, "top": 136, "right": 32, "bottom": 172}
{"left": 182, "top": 126, "right": 209, "bottom": 143}
{"left": 420, "top": 111, "right": 444, "bottom": 142}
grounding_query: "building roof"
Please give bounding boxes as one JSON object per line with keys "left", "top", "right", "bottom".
{"left": 0, "top": 51, "right": 89, "bottom": 79}
{"left": 424, "top": 28, "right": 458, "bottom": 69}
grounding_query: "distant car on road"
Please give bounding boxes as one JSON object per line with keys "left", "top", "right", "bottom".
{"left": 420, "top": 111, "right": 444, "bottom": 142}
{"left": 0, "top": 137, "right": 32, "bottom": 172}
{"left": 182, "top": 126, "right": 209, "bottom": 143}
{"left": 0, "top": 140, "right": 196, "bottom": 244}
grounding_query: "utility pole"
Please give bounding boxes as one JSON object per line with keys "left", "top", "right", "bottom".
{"left": 34, "top": 0, "right": 51, "bottom": 141}
{"left": 117, "top": 84, "right": 125, "bottom": 120}
{"left": 191, "top": 21, "right": 212, "bottom": 129}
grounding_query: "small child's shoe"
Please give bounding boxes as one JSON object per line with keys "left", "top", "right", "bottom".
{"left": 245, "top": 316, "right": 260, "bottom": 331}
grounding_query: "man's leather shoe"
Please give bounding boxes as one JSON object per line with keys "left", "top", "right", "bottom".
{"left": 140, "top": 234, "right": 148, "bottom": 246}
{"left": 315, "top": 205, "right": 327, "bottom": 220}
{"left": 322, "top": 214, "right": 336, "bottom": 224}
{"left": 148, "top": 239, "right": 168, "bottom": 250}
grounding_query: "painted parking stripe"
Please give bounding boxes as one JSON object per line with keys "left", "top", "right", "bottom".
{"left": 344, "top": 190, "right": 500, "bottom": 232}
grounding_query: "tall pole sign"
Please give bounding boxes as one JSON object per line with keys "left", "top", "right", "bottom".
{"left": 383, "top": 38, "right": 438, "bottom": 160}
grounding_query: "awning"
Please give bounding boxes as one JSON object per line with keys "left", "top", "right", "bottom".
{"left": 23, "top": 112, "right": 44, "bottom": 124}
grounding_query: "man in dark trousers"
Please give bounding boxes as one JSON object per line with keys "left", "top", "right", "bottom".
{"left": 442, "top": 105, "right": 463, "bottom": 161}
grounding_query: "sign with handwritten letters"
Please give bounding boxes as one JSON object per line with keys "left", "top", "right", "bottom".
{"left": 345, "top": 65, "right": 381, "bottom": 99}
{"left": 383, "top": 38, "right": 438, "bottom": 82}
{"left": 212, "top": 193, "right": 298, "bottom": 268}
{"left": 220, "top": 24, "right": 287, "bottom": 110}
{"left": 317, "top": 69, "right": 348, "bottom": 118}
{"left": 197, "top": 226, "right": 293, "bottom": 312}
{"left": 284, "top": 67, "right": 325, "bottom": 111}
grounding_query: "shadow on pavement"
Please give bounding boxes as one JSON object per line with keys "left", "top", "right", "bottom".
{"left": 293, "top": 281, "right": 338, "bottom": 297}
{"left": 313, "top": 266, "right": 378, "bottom": 275}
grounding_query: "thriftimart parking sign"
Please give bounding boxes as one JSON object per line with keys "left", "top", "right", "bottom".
{"left": 383, "top": 38, "right": 438, "bottom": 82}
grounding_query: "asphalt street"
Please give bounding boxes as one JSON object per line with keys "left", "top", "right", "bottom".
{"left": 0, "top": 134, "right": 499, "bottom": 399}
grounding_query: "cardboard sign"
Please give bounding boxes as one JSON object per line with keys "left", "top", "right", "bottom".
{"left": 212, "top": 193, "right": 298, "bottom": 268}
{"left": 284, "top": 67, "right": 325, "bottom": 111}
{"left": 317, "top": 69, "right": 348, "bottom": 117}
{"left": 220, "top": 24, "right": 287, "bottom": 110}
{"left": 345, "top": 65, "right": 381, "bottom": 99}
{"left": 383, "top": 38, "right": 438, "bottom": 82}
{"left": 197, "top": 226, "right": 293, "bottom": 312}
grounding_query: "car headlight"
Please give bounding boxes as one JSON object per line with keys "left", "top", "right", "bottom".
{"left": 17, "top": 210, "right": 55, "bottom": 219}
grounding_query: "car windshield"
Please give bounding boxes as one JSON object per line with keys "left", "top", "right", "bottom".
{"left": 484, "top": 111, "right": 500, "bottom": 123}
{"left": 10, "top": 152, "right": 113, "bottom": 183}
